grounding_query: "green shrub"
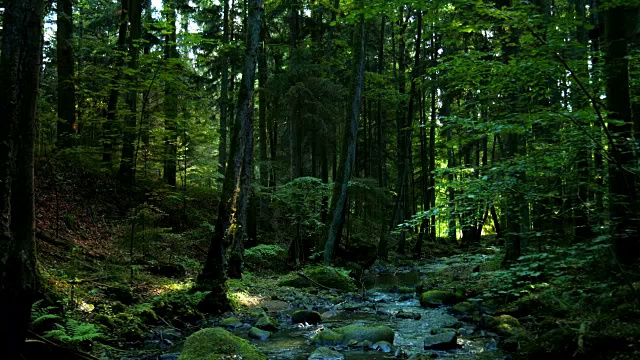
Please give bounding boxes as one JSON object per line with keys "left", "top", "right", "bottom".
{"left": 244, "top": 244, "right": 288, "bottom": 272}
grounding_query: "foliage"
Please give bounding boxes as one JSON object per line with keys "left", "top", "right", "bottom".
{"left": 476, "top": 236, "right": 613, "bottom": 301}
{"left": 244, "top": 244, "right": 288, "bottom": 272}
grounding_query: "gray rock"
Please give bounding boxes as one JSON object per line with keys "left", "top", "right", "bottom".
{"left": 371, "top": 340, "right": 393, "bottom": 352}
{"left": 423, "top": 331, "right": 459, "bottom": 350}
{"left": 308, "top": 346, "right": 344, "bottom": 360}
{"left": 248, "top": 327, "right": 271, "bottom": 340}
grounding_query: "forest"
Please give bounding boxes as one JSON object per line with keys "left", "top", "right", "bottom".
{"left": 1, "top": 0, "right": 640, "bottom": 359}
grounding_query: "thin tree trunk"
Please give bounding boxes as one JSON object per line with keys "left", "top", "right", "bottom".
{"left": 56, "top": 0, "right": 76, "bottom": 148}
{"left": 163, "top": 0, "right": 178, "bottom": 187}
{"left": 218, "top": 0, "right": 230, "bottom": 176}
{"left": 214, "top": 0, "right": 262, "bottom": 280}
{"left": 118, "top": 0, "right": 142, "bottom": 185}
{"left": 323, "top": 3, "right": 365, "bottom": 264}
{"left": 102, "top": 0, "right": 129, "bottom": 165}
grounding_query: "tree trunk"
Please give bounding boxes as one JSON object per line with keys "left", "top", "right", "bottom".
{"left": 56, "top": 0, "right": 76, "bottom": 148}
{"left": 163, "top": 0, "right": 178, "bottom": 187}
{"left": 118, "top": 0, "right": 142, "bottom": 185}
{"left": 605, "top": 5, "right": 640, "bottom": 264}
{"left": 0, "top": 1, "right": 43, "bottom": 357}
{"left": 218, "top": 0, "right": 230, "bottom": 176}
{"left": 323, "top": 2, "right": 365, "bottom": 264}
{"left": 102, "top": 0, "right": 129, "bottom": 165}
{"left": 200, "top": 0, "right": 262, "bottom": 285}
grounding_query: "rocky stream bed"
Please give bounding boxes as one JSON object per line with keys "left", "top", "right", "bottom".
{"left": 114, "top": 252, "right": 513, "bottom": 360}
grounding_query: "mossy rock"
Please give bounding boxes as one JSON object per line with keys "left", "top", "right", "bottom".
{"left": 178, "top": 327, "right": 267, "bottom": 360}
{"left": 94, "top": 314, "right": 116, "bottom": 329}
{"left": 312, "top": 328, "right": 344, "bottom": 346}
{"left": 278, "top": 266, "right": 356, "bottom": 292}
{"left": 308, "top": 346, "right": 344, "bottom": 360}
{"left": 291, "top": 310, "right": 322, "bottom": 324}
{"left": 338, "top": 325, "right": 394, "bottom": 343}
{"left": 419, "top": 290, "right": 459, "bottom": 307}
{"left": 450, "top": 301, "right": 474, "bottom": 315}
{"left": 254, "top": 314, "right": 279, "bottom": 331}
{"left": 248, "top": 327, "right": 271, "bottom": 340}
{"left": 219, "top": 317, "right": 244, "bottom": 329}
{"left": 488, "top": 314, "right": 525, "bottom": 337}
{"left": 312, "top": 325, "right": 394, "bottom": 346}
{"left": 134, "top": 307, "right": 158, "bottom": 324}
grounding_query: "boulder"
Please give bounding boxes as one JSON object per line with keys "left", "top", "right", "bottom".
{"left": 312, "top": 325, "right": 394, "bottom": 346}
{"left": 219, "top": 317, "right": 244, "bottom": 329}
{"left": 450, "top": 301, "right": 474, "bottom": 315}
{"left": 312, "top": 328, "right": 344, "bottom": 346}
{"left": 337, "top": 325, "right": 395, "bottom": 344}
{"left": 177, "top": 327, "right": 266, "bottom": 360}
{"left": 371, "top": 340, "right": 393, "bottom": 352}
{"left": 307, "top": 346, "right": 344, "bottom": 360}
{"left": 254, "top": 314, "right": 279, "bottom": 331}
{"left": 488, "top": 314, "right": 525, "bottom": 337}
{"left": 423, "top": 331, "right": 459, "bottom": 350}
{"left": 248, "top": 327, "right": 271, "bottom": 340}
{"left": 292, "top": 310, "right": 322, "bottom": 325}
{"left": 419, "top": 290, "right": 459, "bottom": 308}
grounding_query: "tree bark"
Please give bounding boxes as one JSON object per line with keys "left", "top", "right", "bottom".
{"left": 218, "top": 0, "right": 230, "bottom": 177}
{"left": 0, "top": 0, "right": 43, "bottom": 358}
{"left": 322, "top": 2, "right": 365, "bottom": 264}
{"left": 199, "top": 0, "right": 262, "bottom": 289}
{"left": 605, "top": 5, "right": 640, "bottom": 264}
{"left": 102, "top": 0, "right": 129, "bottom": 165}
{"left": 56, "top": 0, "right": 76, "bottom": 148}
{"left": 118, "top": 0, "right": 142, "bottom": 185}
{"left": 163, "top": 0, "right": 178, "bottom": 187}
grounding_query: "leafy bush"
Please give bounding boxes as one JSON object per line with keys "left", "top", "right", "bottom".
{"left": 244, "top": 244, "right": 288, "bottom": 272}
{"left": 477, "top": 236, "right": 612, "bottom": 301}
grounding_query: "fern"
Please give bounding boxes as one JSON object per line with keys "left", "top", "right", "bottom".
{"left": 30, "top": 299, "right": 63, "bottom": 327}
{"left": 43, "top": 319, "right": 102, "bottom": 345}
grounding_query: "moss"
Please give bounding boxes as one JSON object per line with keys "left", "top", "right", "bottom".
{"left": 489, "top": 314, "right": 525, "bottom": 337}
{"left": 450, "top": 301, "right": 474, "bottom": 315}
{"left": 94, "top": 314, "right": 116, "bottom": 329}
{"left": 312, "top": 325, "right": 394, "bottom": 346}
{"left": 337, "top": 325, "right": 395, "bottom": 344}
{"left": 312, "top": 328, "right": 344, "bottom": 346}
{"left": 178, "top": 327, "right": 267, "bottom": 360}
{"left": 278, "top": 266, "right": 356, "bottom": 292}
{"left": 419, "top": 290, "right": 459, "bottom": 307}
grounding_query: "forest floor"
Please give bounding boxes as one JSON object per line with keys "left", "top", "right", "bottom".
{"left": 25, "top": 159, "right": 640, "bottom": 360}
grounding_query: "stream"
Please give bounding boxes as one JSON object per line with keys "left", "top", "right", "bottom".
{"left": 136, "top": 254, "right": 507, "bottom": 360}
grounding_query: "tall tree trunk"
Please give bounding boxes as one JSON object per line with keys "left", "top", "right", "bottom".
{"left": 202, "top": 0, "right": 262, "bottom": 283}
{"left": 163, "top": 0, "right": 178, "bottom": 187}
{"left": 322, "top": 2, "right": 365, "bottom": 264}
{"left": 218, "top": 0, "right": 230, "bottom": 176}
{"left": 258, "top": 20, "right": 268, "bottom": 187}
{"left": 118, "top": 0, "right": 142, "bottom": 185}
{"left": 56, "top": 0, "right": 76, "bottom": 148}
{"left": 102, "top": 0, "right": 129, "bottom": 165}
{"left": 605, "top": 5, "right": 640, "bottom": 264}
{"left": 0, "top": 1, "right": 43, "bottom": 357}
